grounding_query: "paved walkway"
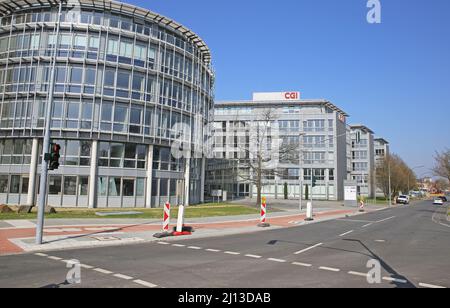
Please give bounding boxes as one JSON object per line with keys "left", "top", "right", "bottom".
{"left": 0, "top": 203, "right": 388, "bottom": 256}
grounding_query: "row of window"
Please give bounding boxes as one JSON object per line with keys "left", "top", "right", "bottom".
{"left": 0, "top": 64, "right": 211, "bottom": 110}
{"left": 0, "top": 139, "right": 33, "bottom": 165}
{"left": 0, "top": 9, "right": 204, "bottom": 60}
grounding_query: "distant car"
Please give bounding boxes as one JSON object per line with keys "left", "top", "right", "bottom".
{"left": 433, "top": 198, "right": 444, "bottom": 205}
{"left": 396, "top": 195, "right": 410, "bottom": 205}
{"left": 437, "top": 196, "right": 447, "bottom": 202}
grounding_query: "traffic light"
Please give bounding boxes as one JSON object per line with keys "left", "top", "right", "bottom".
{"left": 312, "top": 175, "right": 317, "bottom": 188}
{"left": 45, "top": 143, "right": 61, "bottom": 170}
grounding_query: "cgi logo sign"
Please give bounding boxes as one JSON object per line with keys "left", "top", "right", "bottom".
{"left": 284, "top": 92, "right": 300, "bottom": 100}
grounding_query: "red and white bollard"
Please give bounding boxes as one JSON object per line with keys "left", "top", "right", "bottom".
{"left": 163, "top": 202, "right": 170, "bottom": 232}
{"left": 359, "top": 200, "right": 365, "bottom": 212}
{"left": 258, "top": 196, "right": 270, "bottom": 228}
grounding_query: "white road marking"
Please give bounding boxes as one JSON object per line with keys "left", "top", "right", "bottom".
{"left": 376, "top": 216, "right": 396, "bottom": 223}
{"left": 362, "top": 223, "right": 373, "bottom": 228}
{"left": 157, "top": 242, "right": 170, "bottom": 245}
{"left": 319, "top": 266, "right": 340, "bottom": 272}
{"left": 113, "top": 273, "right": 134, "bottom": 280}
{"left": 419, "top": 283, "right": 446, "bottom": 289}
{"left": 339, "top": 230, "right": 354, "bottom": 237}
{"left": 93, "top": 268, "right": 113, "bottom": 275}
{"left": 224, "top": 251, "right": 240, "bottom": 255}
{"left": 6, "top": 220, "right": 36, "bottom": 228}
{"left": 292, "top": 262, "right": 312, "bottom": 267}
{"left": 187, "top": 246, "right": 202, "bottom": 250}
{"left": 80, "top": 264, "right": 94, "bottom": 269}
{"left": 34, "top": 253, "right": 48, "bottom": 257}
{"left": 47, "top": 256, "right": 62, "bottom": 261}
{"left": 245, "top": 254, "right": 262, "bottom": 259}
{"left": 133, "top": 279, "right": 157, "bottom": 288}
{"left": 205, "top": 249, "right": 221, "bottom": 252}
{"left": 172, "top": 244, "right": 186, "bottom": 247}
{"left": 375, "top": 240, "right": 386, "bottom": 243}
{"left": 267, "top": 258, "right": 286, "bottom": 263}
{"left": 294, "top": 243, "right": 323, "bottom": 255}
{"left": 348, "top": 271, "right": 368, "bottom": 278}
{"left": 383, "top": 277, "right": 407, "bottom": 284}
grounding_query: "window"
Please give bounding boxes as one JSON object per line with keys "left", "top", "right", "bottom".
{"left": 134, "top": 44, "right": 146, "bottom": 61}
{"left": 136, "top": 178, "right": 145, "bottom": 197}
{"left": 119, "top": 40, "right": 133, "bottom": 58}
{"left": 64, "top": 176, "right": 77, "bottom": 195}
{"left": 123, "top": 179, "right": 134, "bottom": 197}
{"left": 88, "top": 36, "right": 100, "bottom": 51}
{"left": 21, "top": 177, "right": 29, "bottom": 194}
{"left": 98, "top": 177, "right": 108, "bottom": 196}
{"left": 84, "top": 68, "right": 96, "bottom": 85}
{"left": 113, "top": 104, "right": 128, "bottom": 132}
{"left": 49, "top": 175, "right": 62, "bottom": 195}
{"left": 79, "top": 176, "right": 89, "bottom": 195}
{"left": 108, "top": 177, "right": 121, "bottom": 196}
{"left": 104, "top": 69, "right": 115, "bottom": 87}
{"left": 116, "top": 71, "right": 130, "bottom": 89}
{"left": 70, "top": 67, "right": 83, "bottom": 84}
{"left": 9, "top": 175, "right": 20, "bottom": 194}
{"left": 0, "top": 175, "right": 8, "bottom": 193}
{"left": 74, "top": 35, "right": 87, "bottom": 49}
{"left": 56, "top": 67, "right": 66, "bottom": 83}
{"left": 107, "top": 38, "right": 119, "bottom": 55}
{"left": 60, "top": 34, "right": 72, "bottom": 48}
{"left": 129, "top": 106, "right": 142, "bottom": 134}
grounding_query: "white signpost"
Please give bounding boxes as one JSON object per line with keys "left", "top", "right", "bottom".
{"left": 344, "top": 180, "right": 358, "bottom": 208}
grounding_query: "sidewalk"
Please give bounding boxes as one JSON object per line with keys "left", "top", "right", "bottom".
{"left": 0, "top": 203, "right": 387, "bottom": 256}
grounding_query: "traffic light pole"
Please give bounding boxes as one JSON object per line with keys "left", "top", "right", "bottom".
{"left": 36, "top": 1, "right": 62, "bottom": 245}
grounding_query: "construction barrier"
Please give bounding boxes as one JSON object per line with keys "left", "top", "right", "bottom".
{"left": 163, "top": 202, "right": 170, "bottom": 232}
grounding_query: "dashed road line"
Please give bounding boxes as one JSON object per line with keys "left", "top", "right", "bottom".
{"left": 362, "top": 223, "right": 373, "bottom": 228}
{"left": 419, "top": 283, "right": 446, "bottom": 289}
{"left": 157, "top": 242, "right": 170, "bottom": 245}
{"left": 292, "top": 262, "right": 312, "bottom": 268}
{"left": 172, "top": 244, "right": 186, "bottom": 247}
{"left": 382, "top": 277, "right": 407, "bottom": 284}
{"left": 34, "top": 253, "right": 48, "bottom": 257}
{"left": 339, "top": 230, "right": 354, "bottom": 237}
{"left": 224, "top": 251, "right": 240, "bottom": 255}
{"left": 267, "top": 258, "right": 286, "bottom": 263}
{"left": 348, "top": 271, "right": 368, "bottom": 278}
{"left": 80, "top": 264, "right": 94, "bottom": 269}
{"left": 245, "top": 254, "right": 262, "bottom": 259}
{"left": 93, "top": 268, "right": 113, "bottom": 275}
{"left": 187, "top": 246, "right": 202, "bottom": 250}
{"left": 294, "top": 243, "right": 323, "bottom": 255}
{"left": 133, "top": 279, "right": 157, "bottom": 288}
{"left": 47, "top": 256, "right": 62, "bottom": 261}
{"left": 205, "top": 249, "right": 221, "bottom": 252}
{"left": 319, "top": 266, "right": 340, "bottom": 272}
{"left": 113, "top": 273, "right": 134, "bottom": 280}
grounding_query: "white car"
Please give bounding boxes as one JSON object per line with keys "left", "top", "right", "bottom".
{"left": 396, "top": 195, "right": 410, "bottom": 205}
{"left": 433, "top": 198, "right": 444, "bottom": 205}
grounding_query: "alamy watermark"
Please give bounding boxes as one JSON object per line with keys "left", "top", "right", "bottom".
{"left": 367, "top": 0, "right": 382, "bottom": 24}
{"left": 66, "top": 259, "right": 81, "bottom": 285}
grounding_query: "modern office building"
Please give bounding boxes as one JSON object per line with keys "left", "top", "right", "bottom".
{"left": 0, "top": 0, "right": 214, "bottom": 208}
{"left": 349, "top": 125, "right": 375, "bottom": 198}
{"left": 206, "top": 92, "right": 349, "bottom": 201}
{"left": 374, "top": 138, "right": 389, "bottom": 163}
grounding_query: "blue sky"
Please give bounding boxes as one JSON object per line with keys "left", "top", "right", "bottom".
{"left": 130, "top": 0, "right": 450, "bottom": 173}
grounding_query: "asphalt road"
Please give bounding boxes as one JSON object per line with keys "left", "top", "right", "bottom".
{"left": 0, "top": 200, "right": 448, "bottom": 288}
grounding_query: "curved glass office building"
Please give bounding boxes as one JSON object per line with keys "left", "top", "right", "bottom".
{"left": 0, "top": 0, "right": 214, "bottom": 208}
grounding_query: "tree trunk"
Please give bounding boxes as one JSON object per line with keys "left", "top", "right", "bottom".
{"left": 256, "top": 185, "right": 262, "bottom": 208}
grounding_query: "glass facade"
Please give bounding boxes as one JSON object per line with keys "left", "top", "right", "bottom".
{"left": 0, "top": 0, "right": 213, "bottom": 208}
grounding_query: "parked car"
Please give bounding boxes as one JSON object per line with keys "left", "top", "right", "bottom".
{"left": 433, "top": 198, "right": 444, "bottom": 205}
{"left": 396, "top": 195, "right": 410, "bottom": 205}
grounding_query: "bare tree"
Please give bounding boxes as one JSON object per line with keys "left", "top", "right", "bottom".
{"left": 376, "top": 153, "right": 417, "bottom": 199}
{"left": 232, "top": 108, "right": 298, "bottom": 207}
{"left": 432, "top": 149, "right": 450, "bottom": 182}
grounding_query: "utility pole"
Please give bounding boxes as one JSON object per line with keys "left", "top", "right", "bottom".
{"left": 36, "top": 1, "right": 62, "bottom": 245}
{"left": 388, "top": 155, "right": 392, "bottom": 206}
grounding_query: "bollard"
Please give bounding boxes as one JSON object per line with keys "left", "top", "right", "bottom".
{"left": 163, "top": 201, "right": 170, "bottom": 232}
{"left": 258, "top": 196, "right": 271, "bottom": 228}
{"left": 305, "top": 202, "right": 314, "bottom": 221}
{"left": 172, "top": 205, "right": 194, "bottom": 236}
{"left": 359, "top": 200, "right": 365, "bottom": 212}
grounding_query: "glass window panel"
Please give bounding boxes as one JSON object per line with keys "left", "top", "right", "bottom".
{"left": 56, "top": 67, "right": 66, "bottom": 83}
{"left": 60, "top": 34, "right": 72, "bottom": 47}
{"left": 64, "top": 176, "right": 77, "bottom": 195}
{"left": 116, "top": 71, "right": 130, "bottom": 89}
{"left": 108, "top": 177, "right": 121, "bottom": 196}
{"left": 65, "top": 140, "right": 79, "bottom": 156}
{"left": 114, "top": 105, "right": 128, "bottom": 123}
{"left": 130, "top": 107, "right": 141, "bottom": 124}
{"left": 21, "top": 177, "right": 29, "bottom": 194}
{"left": 124, "top": 144, "right": 136, "bottom": 159}
{"left": 89, "top": 36, "right": 99, "bottom": 50}
{"left": 0, "top": 175, "right": 8, "bottom": 193}
{"left": 85, "top": 68, "right": 96, "bottom": 84}
{"left": 70, "top": 68, "right": 83, "bottom": 84}
{"left": 107, "top": 38, "right": 119, "bottom": 55}
{"left": 110, "top": 143, "right": 124, "bottom": 158}
{"left": 98, "top": 177, "right": 108, "bottom": 196}
{"left": 9, "top": 175, "right": 20, "bottom": 194}
{"left": 49, "top": 175, "right": 62, "bottom": 195}
{"left": 79, "top": 176, "right": 89, "bottom": 195}
{"left": 122, "top": 179, "right": 134, "bottom": 197}
{"left": 137, "top": 145, "right": 146, "bottom": 160}
{"left": 67, "top": 103, "right": 79, "bottom": 119}
{"left": 136, "top": 178, "right": 145, "bottom": 197}
{"left": 101, "top": 103, "right": 112, "bottom": 121}
{"left": 74, "top": 35, "right": 87, "bottom": 49}
{"left": 104, "top": 69, "right": 115, "bottom": 86}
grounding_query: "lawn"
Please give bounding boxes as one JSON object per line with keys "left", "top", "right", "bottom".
{"left": 0, "top": 203, "right": 261, "bottom": 220}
